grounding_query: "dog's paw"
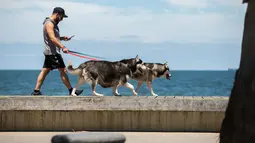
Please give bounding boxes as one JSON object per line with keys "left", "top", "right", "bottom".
{"left": 152, "top": 94, "right": 158, "bottom": 97}
{"left": 93, "top": 93, "right": 104, "bottom": 97}
{"left": 133, "top": 92, "right": 138, "bottom": 96}
{"left": 113, "top": 92, "right": 121, "bottom": 96}
{"left": 71, "top": 94, "right": 77, "bottom": 96}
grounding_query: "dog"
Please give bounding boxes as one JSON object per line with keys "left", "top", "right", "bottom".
{"left": 131, "top": 62, "right": 172, "bottom": 96}
{"left": 67, "top": 55, "right": 144, "bottom": 96}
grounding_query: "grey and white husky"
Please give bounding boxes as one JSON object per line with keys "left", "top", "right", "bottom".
{"left": 67, "top": 55, "right": 144, "bottom": 96}
{"left": 131, "top": 62, "right": 172, "bottom": 96}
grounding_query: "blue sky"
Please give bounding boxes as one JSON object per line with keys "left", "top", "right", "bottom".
{"left": 0, "top": 0, "right": 247, "bottom": 70}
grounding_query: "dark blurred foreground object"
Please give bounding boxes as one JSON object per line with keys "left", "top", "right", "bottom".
{"left": 51, "top": 132, "right": 126, "bottom": 143}
{"left": 219, "top": 0, "right": 255, "bottom": 143}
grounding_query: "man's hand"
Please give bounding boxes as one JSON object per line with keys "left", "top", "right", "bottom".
{"left": 61, "top": 35, "right": 75, "bottom": 41}
{"left": 61, "top": 36, "right": 70, "bottom": 41}
{"left": 62, "top": 47, "right": 69, "bottom": 53}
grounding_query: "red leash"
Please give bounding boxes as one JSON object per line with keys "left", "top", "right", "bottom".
{"left": 67, "top": 52, "right": 99, "bottom": 61}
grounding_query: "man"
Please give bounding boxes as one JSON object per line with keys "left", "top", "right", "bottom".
{"left": 31, "top": 7, "right": 83, "bottom": 96}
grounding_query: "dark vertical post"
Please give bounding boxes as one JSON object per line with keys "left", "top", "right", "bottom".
{"left": 220, "top": 0, "right": 255, "bottom": 143}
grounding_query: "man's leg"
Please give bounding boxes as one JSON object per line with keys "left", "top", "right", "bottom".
{"left": 58, "top": 68, "right": 72, "bottom": 89}
{"left": 31, "top": 68, "right": 51, "bottom": 95}
{"left": 58, "top": 68, "right": 83, "bottom": 95}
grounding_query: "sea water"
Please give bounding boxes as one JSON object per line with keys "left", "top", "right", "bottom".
{"left": 0, "top": 70, "right": 236, "bottom": 96}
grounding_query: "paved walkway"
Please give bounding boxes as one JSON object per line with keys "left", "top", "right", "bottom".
{"left": 0, "top": 132, "right": 219, "bottom": 143}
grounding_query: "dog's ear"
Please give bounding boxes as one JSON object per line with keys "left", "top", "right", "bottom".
{"left": 135, "top": 55, "right": 139, "bottom": 61}
{"left": 164, "top": 62, "right": 168, "bottom": 65}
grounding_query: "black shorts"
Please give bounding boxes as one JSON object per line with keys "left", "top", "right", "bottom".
{"left": 43, "top": 54, "right": 65, "bottom": 70}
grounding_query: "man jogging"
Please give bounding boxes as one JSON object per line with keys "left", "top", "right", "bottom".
{"left": 31, "top": 7, "right": 83, "bottom": 96}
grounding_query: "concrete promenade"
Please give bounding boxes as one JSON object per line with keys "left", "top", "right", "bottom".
{"left": 0, "top": 96, "right": 228, "bottom": 132}
{"left": 0, "top": 132, "right": 220, "bottom": 143}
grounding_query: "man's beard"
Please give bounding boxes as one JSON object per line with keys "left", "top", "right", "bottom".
{"left": 55, "top": 17, "right": 62, "bottom": 25}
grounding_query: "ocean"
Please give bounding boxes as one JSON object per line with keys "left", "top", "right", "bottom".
{"left": 0, "top": 70, "right": 236, "bottom": 96}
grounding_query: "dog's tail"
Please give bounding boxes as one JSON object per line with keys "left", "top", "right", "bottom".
{"left": 67, "top": 60, "right": 82, "bottom": 75}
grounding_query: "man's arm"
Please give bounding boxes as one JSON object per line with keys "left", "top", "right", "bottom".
{"left": 45, "top": 22, "right": 65, "bottom": 49}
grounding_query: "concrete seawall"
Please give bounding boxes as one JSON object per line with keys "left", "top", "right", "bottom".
{"left": 0, "top": 96, "right": 228, "bottom": 132}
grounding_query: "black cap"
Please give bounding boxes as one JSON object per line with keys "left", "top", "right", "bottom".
{"left": 53, "top": 7, "right": 68, "bottom": 18}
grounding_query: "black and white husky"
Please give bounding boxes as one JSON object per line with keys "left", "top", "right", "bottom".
{"left": 131, "top": 62, "right": 172, "bottom": 96}
{"left": 67, "top": 55, "right": 144, "bottom": 96}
